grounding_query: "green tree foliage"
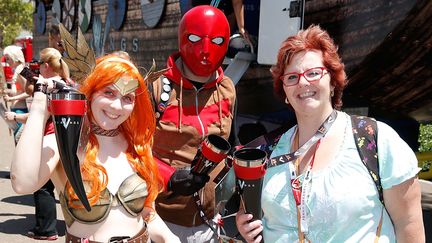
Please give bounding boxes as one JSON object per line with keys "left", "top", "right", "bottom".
{"left": 419, "top": 124, "right": 432, "bottom": 152}
{"left": 0, "top": 0, "right": 34, "bottom": 48}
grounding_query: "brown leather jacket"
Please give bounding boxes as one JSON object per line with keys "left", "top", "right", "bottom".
{"left": 152, "top": 53, "right": 236, "bottom": 226}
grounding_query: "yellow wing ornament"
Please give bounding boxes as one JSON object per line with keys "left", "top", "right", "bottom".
{"left": 59, "top": 23, "right": 167, "bottom": 87}
{"left": 144, "top": 59, "right": 170, "bottom": 84}
{"left": 59, "top": 23, "right": 96, "bottom": 84}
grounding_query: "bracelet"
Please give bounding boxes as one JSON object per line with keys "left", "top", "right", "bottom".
{"left": 34, "top": 83, "right": 47, "bottom": 95}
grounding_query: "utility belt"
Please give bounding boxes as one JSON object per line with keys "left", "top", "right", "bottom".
{"left": 65, "top": 226, "right": 149, "bottom": 243}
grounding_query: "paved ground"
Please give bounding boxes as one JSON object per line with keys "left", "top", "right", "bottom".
{"left": 0, "top": 99, "right": 430, "bottom": 242}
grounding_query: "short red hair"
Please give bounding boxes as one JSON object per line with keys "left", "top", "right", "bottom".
{"left": 270, "top": 25, "right": 347, "bottom": 110}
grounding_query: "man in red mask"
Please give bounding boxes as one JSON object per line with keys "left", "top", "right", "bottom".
{"left": 151, "top": 5, "right": 236, "bottom": 242}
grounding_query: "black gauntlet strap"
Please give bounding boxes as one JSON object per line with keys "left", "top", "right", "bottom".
{"left": 33, "top": 83, "right": 48, "bottom": 95}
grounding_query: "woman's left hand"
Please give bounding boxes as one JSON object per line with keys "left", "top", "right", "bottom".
{"left": 236, "top": 209, "right": 263, "bottom": 243}
{"left": 4, "top": 95, "right": 12, "bottom": 102}
{"left": 3, "top": 89, "right": 14, "bottom": 95}
{"left": 141, "top": 207, "right": 156, "bottom": 222}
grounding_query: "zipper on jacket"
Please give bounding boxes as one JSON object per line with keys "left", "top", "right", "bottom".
{"left": 194, "top": 86, "right": 206, "bottom": 139}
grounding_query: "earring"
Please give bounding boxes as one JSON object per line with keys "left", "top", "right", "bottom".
{"left": 330, "top": 90, "right": 335, "bottom": 97}
{"left": 285, "top": 97, "right": 289, "bottom": 104}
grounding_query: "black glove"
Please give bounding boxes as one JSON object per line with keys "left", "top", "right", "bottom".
{"left": 167, "top": 168, "right": 210, "bottom": 196}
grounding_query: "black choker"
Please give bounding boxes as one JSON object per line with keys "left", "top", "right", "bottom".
{"left": 91, "top": 123, "right": 120, "bottom": 137}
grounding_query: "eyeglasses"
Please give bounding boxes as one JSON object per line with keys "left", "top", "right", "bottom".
{"left": 38, "top": 60, "right": 45, "bottom": 65}
{"left": 280, "top": 67, "right": 327, "bottom": 87}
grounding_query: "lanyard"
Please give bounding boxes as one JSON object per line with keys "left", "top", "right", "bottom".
{"left": 282, "top": 111, "right": 336, "bottom": 241}
{"left": 193, "top": 191, "right": 218, "bottom": 233}
{"left": 268, "top": 110, "right": 337, "bottom": 168}
{"left": 289, "top": 138, "right": 320, "bottom": 205}
{"left": 289, "top": 130, "right": 321, "bottom": 238}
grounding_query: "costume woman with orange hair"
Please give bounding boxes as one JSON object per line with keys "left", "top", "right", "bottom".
{"left": 10, "top": 54, "right": 180, "bottom": 242}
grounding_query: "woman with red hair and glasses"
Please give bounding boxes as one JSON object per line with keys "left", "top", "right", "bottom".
{"left": 10, "top": 54, "right": 180, "bottom": 242}
{"left": 235, "top": 25, "right": 424, "bottom": 242}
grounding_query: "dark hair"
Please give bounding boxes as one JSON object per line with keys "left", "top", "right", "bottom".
{"left": 270, "top": 25, "right": 347, "bottom": 110}
{"left": 238, "top": 122, "right": 267, "bottom": 145}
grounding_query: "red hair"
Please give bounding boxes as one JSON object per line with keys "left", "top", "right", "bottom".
{"left": 66, "top": 54, "right": 162, "bottom": 209}
{"left": 271, "top": 25, "right": 347, "bottom": 110}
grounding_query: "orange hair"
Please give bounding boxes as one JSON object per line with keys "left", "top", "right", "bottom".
{"left": 271, "top": 25, "right": 347, "bottom": 110}
{"left": 66, "top": 54, "right": 162, "bottom": 209}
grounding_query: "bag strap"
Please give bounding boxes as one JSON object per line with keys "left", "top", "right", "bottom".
{"left": 351, "top": 115, "right": 385, "bottom": 242}
{"left": 350, "top": 115, "right": 384, "bottom": 205}
{"left": 228, "top": 96, "right": 240, "bottom": 149}
{"left": 153, "top": 75, "right": 172, "bottom": 119}
{"left": 245, "top": 122, "right": 294, "bottom": 158}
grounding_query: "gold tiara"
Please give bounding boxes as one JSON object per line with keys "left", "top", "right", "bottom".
{"left": 113, "top": 76, "right": 139, "bottom": 96}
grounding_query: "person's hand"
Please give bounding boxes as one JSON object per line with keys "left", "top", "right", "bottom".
{"left": 239, "top": 28, "right": 250, "bottom": 41}
{"left": 167, "top": 168, "right": 209, "bottom": 196}
{"left": 4, "top": 111, "right": 16, "bottom": 121}
{"left": 236, "top": 207, "right": 263, "bottom": 243}
{"left": 141, "top": 207, "right": 152, "bottom": 219}
{"left": 4, "top": 89, "right": 14, "bottom": 95}
{"left": 3, "top": 94, "right": 12, "bottom": 102}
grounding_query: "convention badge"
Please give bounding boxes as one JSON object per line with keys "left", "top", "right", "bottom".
{"left": 162, "top": 84, "right": 171, "bottom": 92}
{"left": 112, "top": 76, "right": 139, "bottom": 96}
{"left": 162, "top": 77, "right": 170, "bottom": 84}
{"left": 160, "top": 92, "right": 170, "bottom": 102}
{"left": 157, "top": 103, "right": 166, "bottom": 112}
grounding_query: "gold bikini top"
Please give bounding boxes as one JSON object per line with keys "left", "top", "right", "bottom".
{"left": 60, "top": 173, "right": 148, "bottom": 227}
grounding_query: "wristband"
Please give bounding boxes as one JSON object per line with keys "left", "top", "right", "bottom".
{"left": 34, "top": 83, "right": 47, "bottom": 95}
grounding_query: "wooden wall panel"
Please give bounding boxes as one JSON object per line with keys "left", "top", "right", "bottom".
{"left": 33, "top": 0, "right": 180, "bottom": 70}
{"left": 30, "top": 0, "right": 432, "bottom": 120}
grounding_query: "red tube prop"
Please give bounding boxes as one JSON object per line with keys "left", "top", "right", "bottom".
{"left": 50, "top": 91, "right": 91, "bottom": 211}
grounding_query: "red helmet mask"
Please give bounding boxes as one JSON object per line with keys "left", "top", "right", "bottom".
{"left": 179, "top": 6, "right": 230, "bottom": 77}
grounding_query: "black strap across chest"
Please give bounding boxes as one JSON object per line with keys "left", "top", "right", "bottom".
{"left": 350, "top": 115, "right": 383, "bottom": 205}
{"left": 152, "top": 75, "right": 172, "bottom": 119}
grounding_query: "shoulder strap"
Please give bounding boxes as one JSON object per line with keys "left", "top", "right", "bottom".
{"left": 351, "top": 115, "right": 384, "bottom": 205}
{"left": 245, "top": 122, "right": 294, "bottom": 158}
{"left": 147, "top": 76, "right": 156, "bottom": 109}
{"left": 154, "top": 75, "right": 172, "bottom": 119}
{"left": 228, "top": 97, "right": 239, "bottom": 149}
